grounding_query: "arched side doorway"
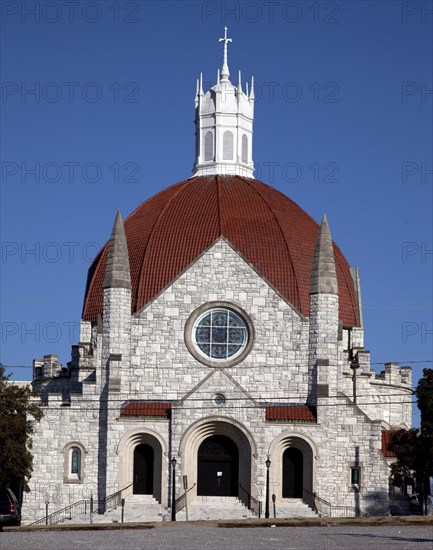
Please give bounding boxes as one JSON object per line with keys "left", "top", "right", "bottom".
{"left": 269, "top": 434, "right": 316, "bottom": 502}
{"left": 117, "top": 430, "right": 165, "bottom": 504}
{"left": 197, "top": 435, "right": 239, "bottom": 496}
{"left": 282, "top": 447, "right": 303, "bottom": 498}
{"left": 133, "top": 444, "right": 154, "bottom": 494}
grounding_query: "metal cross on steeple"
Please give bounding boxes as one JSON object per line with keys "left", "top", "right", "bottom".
{"left": 219, "top": 26, "right": 232, "bottom": 81}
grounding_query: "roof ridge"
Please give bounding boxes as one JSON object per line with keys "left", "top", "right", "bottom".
{"left": 135, "top": 179, "right": 192, "bottom": 307}
{"left": 239, "top": 176, "right": 303, "bottom": 312}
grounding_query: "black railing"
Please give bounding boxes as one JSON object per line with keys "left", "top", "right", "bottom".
{"left": 28, "top": 483, "right": 133, "bottom": 526}
{"left": 303, "top": 488, "right": 367, "bottom": 518}
{"left": 239, "top": 484, "right": 261, "bottom": 517}
{"left": 175, "top": 483, "right": 196, "bottom": 512}
{"left": 331, "top": 505, "right": 368, "bottom": 518}
{"left": 102, "top": 482, "right": 133, "bottom": 514}
{"left": 29, "top": 499, "right": 90, "bottom": 527}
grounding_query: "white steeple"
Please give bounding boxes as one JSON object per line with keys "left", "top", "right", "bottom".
{"left": 192, "top": 28, "right": 255, "bottom": 178}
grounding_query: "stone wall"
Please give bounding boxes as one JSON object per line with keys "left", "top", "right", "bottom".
{"left": 24, "top": 239, "right": 411, "bottom": 521}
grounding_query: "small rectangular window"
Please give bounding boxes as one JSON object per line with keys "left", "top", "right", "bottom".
{"left": 351, "top": 467, "right": 361, "bottom": 486}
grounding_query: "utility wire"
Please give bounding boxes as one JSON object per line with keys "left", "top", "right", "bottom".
{"left": 3, "top": 359, "right": 432, "bottom": 369}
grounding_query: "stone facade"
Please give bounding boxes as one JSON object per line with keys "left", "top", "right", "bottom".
{"left": 24, "top": 238, "right": 412, "bottom": 522}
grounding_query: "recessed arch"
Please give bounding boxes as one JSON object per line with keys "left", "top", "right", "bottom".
{"left": 179, "top": 417, "right": 256, "bottom": 502}
{"left": 268, "top": 432, "right": 316, "bottom": 502}
{"left": 117, "top": 428, "right": 167, "bottom": 504}
{"left": 62, "top": 441, "right": 87, "bottom": 484}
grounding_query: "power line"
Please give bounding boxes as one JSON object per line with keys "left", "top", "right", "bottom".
{"left": 3, "top": 359, "right": 433, "bottom": 369}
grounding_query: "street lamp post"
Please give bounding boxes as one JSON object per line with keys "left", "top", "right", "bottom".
{"left": 350, "top": 350, "right": 360, "bottom": 404}
{"left": 171, "top": 457, "right": 177, "bottom": 521}
{"left": 265, "top": 457, "right": 271, "bottom": 519}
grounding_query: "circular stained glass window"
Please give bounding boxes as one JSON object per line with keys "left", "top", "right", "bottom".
{"left": 194, "top": 309, "right": 248, "bottom": 361}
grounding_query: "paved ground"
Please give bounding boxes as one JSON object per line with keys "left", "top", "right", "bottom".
{"left": 1, "top": 524, "right": 432, "bottom": 550}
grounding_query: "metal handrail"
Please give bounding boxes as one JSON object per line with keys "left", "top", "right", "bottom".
{"left": 303, "top": 488, "right": 367, "bottom": 518}
{"left": 331, "top": 505, "right": 368, "bottom": 518}
{"left": 100, "top": 482, "right": 133, "bottom": 514}
{"left": 29, "top": 499, "right": 90, "bottom": 526}
{"left": 28, "top": 483, "right": 133, "bottom": 526}
{"left": 239, "top": 484, "right": 260, "bottom": 517}
{"left": 175, "top": 483, "right": 196, "bottom": 512}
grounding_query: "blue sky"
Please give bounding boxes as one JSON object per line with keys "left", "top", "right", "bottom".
{"left": 1, "top": 1, "right": 432, "bottom": 425}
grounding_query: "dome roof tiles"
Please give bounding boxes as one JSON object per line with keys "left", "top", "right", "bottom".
{"left": 82, "top": 175, "right": 359, "bottom": 327}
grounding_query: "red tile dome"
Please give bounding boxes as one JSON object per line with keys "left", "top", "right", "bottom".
{"left": 82, "top": 176, "right": 359, "bottom": 326}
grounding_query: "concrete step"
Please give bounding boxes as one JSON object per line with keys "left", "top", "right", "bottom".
{"left": 60, "top": 494, "right": 168, "bottom": 525}
{"left": 176, "top": 496, "right": 257, "bottom": 521}
{"left": 275, "top": 498, "right": 318, "bottom": 518}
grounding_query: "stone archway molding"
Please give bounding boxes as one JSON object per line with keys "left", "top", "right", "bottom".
{"left": 179, "top": 416, "right": 257, "bottom": 502}
{"left": 117, "top": 427, "right": 167, "bottom": 504}
{"left": 268, "top": 431, "right": 317, "bottom": 503}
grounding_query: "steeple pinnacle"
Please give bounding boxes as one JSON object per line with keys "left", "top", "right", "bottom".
{"left": 310, "top": 214, "right": 338, "bottom": 295}
{"left": 219, "top": 26, "right": 232, "bottom": 81}
{"left": 192, "top": 30, "right": 255, "bottom": 178}
{"left": 103, "top": 210, "right": 131, "bottom": 290}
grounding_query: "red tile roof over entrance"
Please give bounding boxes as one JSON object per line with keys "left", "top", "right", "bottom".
{"left": 120, "top": 402, "right": 172, "bottom": 417}
{"left": 82, "top": 176, "right": 359, "bottom": 326}
{"left": 265, "top": 405, "right": 317, "bottom": 422}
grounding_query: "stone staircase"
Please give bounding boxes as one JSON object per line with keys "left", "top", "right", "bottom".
{"left": 274, "top": 498, "right": 318, "bottom": 518}
{"left": 99, "top": 494, "right": 168, "bottom": 523}
{"left": 62, "top": 494, "right": 168, "bottom": 525}
{"left": 176, "top": 496, "right": 256, "bottom": 521}
{"left": 57, "top": 495, "right": 316, "bottom": 524}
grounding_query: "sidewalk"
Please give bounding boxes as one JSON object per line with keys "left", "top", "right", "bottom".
{"left": 5, "top": 515, "right": 433, "bottom": 532}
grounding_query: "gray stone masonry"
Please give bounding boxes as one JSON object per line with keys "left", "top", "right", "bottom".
{"left": 25, "top": 238, "right": 412, "bottom": 522}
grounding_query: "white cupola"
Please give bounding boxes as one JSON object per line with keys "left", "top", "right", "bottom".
{"left": 192, "top": 28, "right": 255, "bottom": 178}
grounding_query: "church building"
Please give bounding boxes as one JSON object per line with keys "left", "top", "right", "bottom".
{"left": 25, "top": 30, "right": 413, "bottom": 522}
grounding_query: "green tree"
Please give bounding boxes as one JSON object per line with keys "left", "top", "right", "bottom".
{"left": 388, "top": 368, "right": 433, "bottom": 515}
{"left": 0, "top": 365, "right": 43, "bottom": 495}
{"left": 416, "top": 367, "right": 433, "bottom": 435}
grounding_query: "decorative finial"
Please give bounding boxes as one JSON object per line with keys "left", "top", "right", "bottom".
{"left": 310, "top": 214, "right": 338, "bottom": 296}
{"left": 249, "top": 76, "right": 255, "bottom": 100}
{"left": 219, "top": 26, "right": 232, "bottom": 81}
{"left": 199, "top": 72, "right": 204, "bottom": 96}
{"left": 237, "top": 70, "right": 242, "bottom": 96}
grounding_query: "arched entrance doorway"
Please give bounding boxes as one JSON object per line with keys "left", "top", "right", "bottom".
{"left": 197, "top": 435, "right": 239, "bottom": 496}
{"left": 133, "top": 444, "right": 154, "bottom": 494}
{"left": 282, "top": 447, "right": 303, "bottom": 498}
{"left": 269, "top": 434, "right": 316, "bottom": 502}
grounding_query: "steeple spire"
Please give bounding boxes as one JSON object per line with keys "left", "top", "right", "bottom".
{"left": 219, "top": 26, "right": 232, "bottom": 81}
{"left": 310, "top": 214, "right": 338, "bottom": 295}
{"left": 103, "top": 210, "right": 131, "bottom": 290}
{"left": 192, "top": 30, "right": 255, "bottom": 178}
